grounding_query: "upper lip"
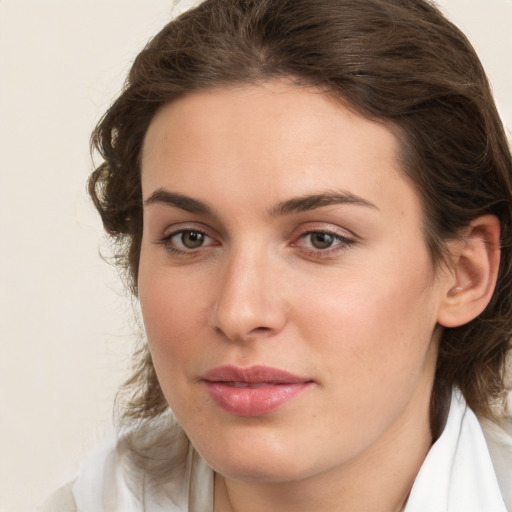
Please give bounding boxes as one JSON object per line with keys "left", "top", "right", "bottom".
{"left": 203, "top": 365, "right": 311, "bottom": 384}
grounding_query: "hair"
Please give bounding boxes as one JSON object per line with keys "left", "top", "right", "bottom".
{"left": 89, "top": 0, "right": 512, "bottom": 429}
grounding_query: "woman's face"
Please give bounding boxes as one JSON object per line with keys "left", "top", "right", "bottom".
{"left": 138, "top": 82, "right": 450, "bottom": 483}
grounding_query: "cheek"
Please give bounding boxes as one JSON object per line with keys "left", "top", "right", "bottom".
{"left": 138, "top": 271, "right": 214, "bottom": 424}
{"left": 299, "top": 250, "right": 439, "bottom": 390}
{"left": 137, "top": 258, "right": 210, "bottom": 380}
{"left": 140, "top": 279, "right": 197, "bottom": 344}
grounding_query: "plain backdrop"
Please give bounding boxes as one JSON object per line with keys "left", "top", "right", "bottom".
{"left": 0, "top": 1, "right": 511, "bottom": 510}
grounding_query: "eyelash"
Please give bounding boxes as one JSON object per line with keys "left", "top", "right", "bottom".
{"left": 157, "top": 227, "right": 356, "bottom": 258}
{"left": 158, "top": 228, "right": 217, "bottom": 256}
{"left": 290, "top": 230, "right": 355, "bottom": 259}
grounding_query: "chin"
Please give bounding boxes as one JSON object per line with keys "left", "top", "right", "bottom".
{"left": 207, "top": 455, "right": 312, "bottom": 483}
{"left": 192, "top": 428, "right": 333, "bottom": 484}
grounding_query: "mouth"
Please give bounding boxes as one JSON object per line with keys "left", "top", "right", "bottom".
{"left": 220, "top": 382, "right": 286, "bottom": 388}
{"left": 202, "top": 365, "right": 314, "bottom": 417}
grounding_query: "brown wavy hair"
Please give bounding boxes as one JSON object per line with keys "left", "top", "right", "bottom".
{"left": 89, "top": 0, "right": 512, "bottom": 427}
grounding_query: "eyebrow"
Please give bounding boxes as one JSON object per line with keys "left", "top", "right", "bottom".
{"left": 144, "top": 188, "right": 378, "bottom": 216}
{"left": 268, "top": 191, "right": 378, "bottom": 216}
{"left": 144, "top": 189, "right": 213, "bottom": 215}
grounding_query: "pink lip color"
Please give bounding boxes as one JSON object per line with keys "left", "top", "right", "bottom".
{"left": 203, "top": 365, "right": 313, "bottom": 417}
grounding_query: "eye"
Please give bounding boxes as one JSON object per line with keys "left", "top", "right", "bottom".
{"left": 293, "top": 229, "right": 355, "bottom": 255}
{"left": 177, "top": 230, "right": 207, "bottom": 249}
{"left": 307, "top": 232, "right": 338, "bottom": 250}
{"left": 160, "top": 229, "right": 216, "bottom": 253}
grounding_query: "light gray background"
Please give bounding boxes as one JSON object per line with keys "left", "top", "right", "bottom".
{"left": 1, "top": 1, "right": 511, "bottom": 510}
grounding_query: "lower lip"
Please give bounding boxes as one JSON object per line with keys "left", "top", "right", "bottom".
{"left": 204, "top": 381, "right": 312, "bottom": 417}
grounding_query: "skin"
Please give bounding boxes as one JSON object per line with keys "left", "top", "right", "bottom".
{"left": 138, "top": 81, "right": 458, "bottom": 512}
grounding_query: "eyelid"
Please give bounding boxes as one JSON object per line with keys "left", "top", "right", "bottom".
{"left": 157, "top": 220, "right": 216, "bottom": 238}
{"left": 295, "top": 230, "right": 354, "bottom": 247}
{"left": 291, "top": 222, "right": 357, "bottom": 241}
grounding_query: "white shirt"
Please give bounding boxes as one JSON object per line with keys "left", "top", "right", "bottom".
{"left": 69, "top": 390, "right": 510, "bottom": 512}
{"left": 404, "top": 391, "right": 508, "bottom": 511}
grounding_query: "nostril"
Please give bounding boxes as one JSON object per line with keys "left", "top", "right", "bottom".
{"left": 214, "top": 324, "right": 275, "bottom": 342}
{"left": 253, "top": 326, "right": 271, "bottom": 333}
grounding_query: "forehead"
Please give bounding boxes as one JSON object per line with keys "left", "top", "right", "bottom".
{"left": 141, "top": 81, "right": 417, "bottom": 221}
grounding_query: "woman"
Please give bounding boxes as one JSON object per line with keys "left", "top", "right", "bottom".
{"left": 42, "top": 0, "right": 512, "bottom": 510}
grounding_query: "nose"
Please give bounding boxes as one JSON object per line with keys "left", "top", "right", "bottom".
{"left": 210, "top": 247, "right": 287, "bottom": 342}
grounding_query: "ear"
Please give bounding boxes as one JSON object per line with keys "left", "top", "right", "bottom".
{"left": 437, "top": 214, "right": 501, "bottom": 328}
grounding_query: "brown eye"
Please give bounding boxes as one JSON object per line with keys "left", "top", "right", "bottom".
{"left": 160, "top": 229, "right": 215, "bottom": 253}
{"left": 294, "top": 229, "right": 355, "bottom": 256}
{"left": 180, "top": 230, "right": 206, "bottom": 249}
{"left": 309, "top": 232, "right": 335, "bottom": 249}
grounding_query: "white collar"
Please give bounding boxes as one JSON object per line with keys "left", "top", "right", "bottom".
{"left": 404, "top": 390, "right": 507, "bottom": 512}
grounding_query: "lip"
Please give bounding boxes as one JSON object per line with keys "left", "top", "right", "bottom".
{"left": 202, "top": 365, "right": 313, "bottom": 417}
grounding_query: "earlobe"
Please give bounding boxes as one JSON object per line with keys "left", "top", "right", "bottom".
{"left": 437, "top": 215, "right": 501, "bottom": 328}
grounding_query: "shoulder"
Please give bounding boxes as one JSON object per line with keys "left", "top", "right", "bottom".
{"left": 38, "top": 481, "right": 77, "bottom": 512}
{"left": 48, "top": 413, "right": 213, "bottom": 511}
